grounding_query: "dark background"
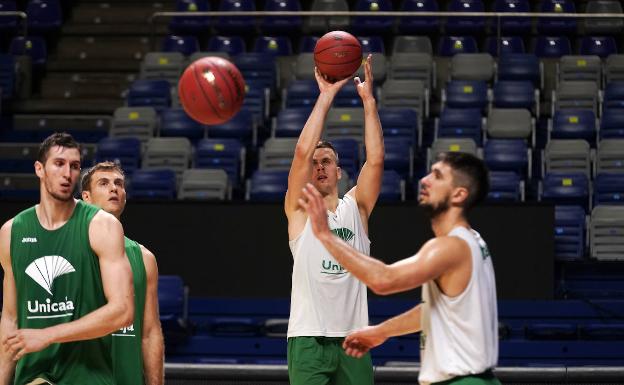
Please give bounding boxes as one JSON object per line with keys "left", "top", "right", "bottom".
{"left": 0, "top": 201, "right": 554, "bottom": 300}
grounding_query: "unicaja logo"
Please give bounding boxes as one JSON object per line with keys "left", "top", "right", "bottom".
{"left": 26, "top": 256, "right": 75, "bottom": 295}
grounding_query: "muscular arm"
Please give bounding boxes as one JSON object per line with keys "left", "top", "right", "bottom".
{"left": 0, "top": 220, "right": 17, "bottom": 384}
{"left": 140, "top": 245, "right": 164, "bottom": 385}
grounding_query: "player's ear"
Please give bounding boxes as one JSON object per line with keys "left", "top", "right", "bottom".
{"left": 81, "top": 190, "right": 91, "bottom": 202}
{"left": 337, "top": 166, "right": 342, "bottom": 180}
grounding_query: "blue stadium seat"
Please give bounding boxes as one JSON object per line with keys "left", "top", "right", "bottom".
{"left": 534, "top": 36, "right": 572, "bottom": 58}
{"left": 242, "top": 80, "right": 269, "bottom": 122}
{"left": 273, "top": 108, "right": 310, "bottom": 137}
{"left": 488, "top": 171, "right": 523, "bottom": 202}
{"left": 537, "top": 0, "right": 577, "bottom": 34}
{"left": 351, "top": 0, "right": 393, "bottom": 35}
{"left": 494, "top": 0, "right": 531, "bottom": 34}
{"left": 26, "top": 0, "right": 62, "bottom": 35}
{"left": 299, "top": 36, "right": 319, "bottom": 53}
{"left": 334, "top": 82, "right": 362, "bottom": 107}
{"left": 443, "top": 80, "right": 488, "bottom": 110}
{"left": 169, "top": 0, "right": 211, "bottom": 34}
{"left": 162, "top": 35, "right": 200, "bottom": 56}
{"left": 95, "top": 137, "right": 142, "bottom": 176}
{"left": 581, "top": 324, "right": 624, "bottom": 340}
{"left": 594, "top": 173, "right": 624, "bottom": 206}
{"left": 0, "top": 144, "right": 36, "bottom": 173}
{"left": 379, "top": 108, "right": 419, "bottom": 146}
{"left": 397, "top": 0, "right": 439, "bottom": 34}
{"left": 378, "top": 170, "right": 403, "bottom": 202}
{"left": 492, "top": 81, "right": 536, "bottom": 111}
{"left": 129, "top": 169, "right": 177, "bottom": 199}
{"left": 0, "top": 54, "right": 15, "bottom": 100}
{"left": 253, "top": 36, "right": 293, "bottom": 56}
{"left": 209, "top": 318, "right": 261, "bottom": 337}
{"left": 438, "top": 36, "right": 478, "bottom": 56}
{"left": 437, "top": 108, "right": 483, "bottom": 144}
{"left": 206, "top": 109, "right": 255, "bottom": 145}
{"left": 384, "top": 138, "right": 412, "bottom": 179}
{"left": 445, "top": 0, "right": 486, "bottom": 35}
{"left": 206, "top": 36, "right": 246, "bottom": 56}
{"left": 158, "top": 275, "right": 189, "bottom": 339}
{"left": 600, "top": 109, "right": 624, "bottom": 139}
{"left": 554, "top": 205, "right": 585, "bottom": 260}
{"left": 160, "top": 108, "right": 205, "bottom": 142}
{"left": 541, "top": 172, "right": 590, "bottom": 211}
{"left": 603, "top": 82, "right": 624, "bottom": 110}
{"left": 358, "top": 36, "right": 385, "bottom": 54}
{"left": 0, "top": 1, "right": 19, "bottom": 35}
{"left": 284, "top": 80, "right": 319, "bottom": 108}
{"left": 497, "top": 54, "right": 541, "bottom": 85}
{"left": 550, "top": 110, "right": 597, "bottom": 144}
{"left": 579, "top": 36, "right": 618, "bottom": 58}
{"left": 484, "top": 139, "right": 529, "bottom": 176}
{"left": 332, "top": 139, "right": 360, "bottom": 178}
{"left": 260, "top": 0, "right": 302, "bottom": 34}
{"left": 233, "top": 53, "right": 277, "bottom": 92}
{"left": 248, "top": 170, "right": 288, "bottom": 201}
{"left": 195, "top": 138, "right": 244, "bottom": 185}
{"left": 9, "top": 37, "right": 47, "bottom": 69}
{"left": 483, "top": 37, "right": 525, "bottom": 57}
{"left": 526, "top": 323, "right": 578, "bottom": 340}
{"left": 127, "top": 79, "right": 171, "bottom": 112}
{"left": 214, "top": 0, "right": 256, "bottom": 35}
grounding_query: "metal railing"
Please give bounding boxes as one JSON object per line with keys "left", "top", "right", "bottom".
{"left": 0, "top": 11, "right": 28, "bottom": 38}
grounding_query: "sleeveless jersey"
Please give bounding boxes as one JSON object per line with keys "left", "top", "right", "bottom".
{"left": 287, "top": 194, "right": 370, "bottom": 337}
{"left": 419, "top": 227, "right": 499, "bottom": 385}
{"left": 112, "top": 237, "right": 146, "bottom": 385}
{"left": 10, "top": 200, "right": 114, "bottom": 385}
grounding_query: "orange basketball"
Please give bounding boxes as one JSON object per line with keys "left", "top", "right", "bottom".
{"left": 178, "top": 56, "right": 245, "bottom": 125}
{"left": 314, "top": 31, "right": 362, "bottom": 81}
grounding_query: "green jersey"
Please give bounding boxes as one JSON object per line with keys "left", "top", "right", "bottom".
{"left": 112, "top": 237, "right": 147, "bottom": 385}
{"left": 10, "top": 200, "right": 114, "bottom": 385}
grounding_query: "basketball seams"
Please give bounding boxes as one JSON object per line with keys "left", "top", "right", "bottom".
{"left": 211, "top": 62, "right": 238, "bottom": 107}
{"left": 192, "top": 61, "right": 226, "bottom": 122}
{"left": 314, "top": 43, "right": 362, "bottom": 56}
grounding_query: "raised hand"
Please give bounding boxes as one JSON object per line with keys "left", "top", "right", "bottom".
{"left": 354, "top": 54, "right": 374, "bottom": 102}
{"left": 298, "top": 183, "right": 331, "bottom": 238}
{"left": 314, "top": 67, "right": 350, "bottom": 96}
{"left": 3, "top": 328, "right": 52, "bottom": 361}
{"left": 342, "top": 325, "right": 388, "bottom": 358}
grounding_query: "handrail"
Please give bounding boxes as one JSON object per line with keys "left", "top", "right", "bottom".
{"left": 0, "top": 11, "right": 28, "bottom": 38}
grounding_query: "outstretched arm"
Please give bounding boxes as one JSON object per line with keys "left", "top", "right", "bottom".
{"left": 300, "top": 184, "right": 467, "bottom": 295}
{"left": 4, "top": 211, "right": 134, "bottom": 360}
{"left": 347, "top": 55, "right": 384, "bottom": 225}
{"left": 140, "top": 245, "right": 164, "bottom": 385}
{"left": 0, "top": 220, "right": 16, "bottom": 383}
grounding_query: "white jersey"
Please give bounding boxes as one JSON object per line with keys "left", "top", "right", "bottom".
{"left": 287, "top": 193, "right": 370, "bottom": 338}
{"left": 419, "top": 227, "right": 498, "bottom": 385}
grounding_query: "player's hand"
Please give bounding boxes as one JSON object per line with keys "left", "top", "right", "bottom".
{"left": 298, "top": 183, "right": 331, "bottom": 239}
{"left": 3, "top": 328, "right": 52, "bottom": 360}
{"left": 355, "top": 54, "right": 374, "bottom": 103}
{"left": 343, "top": 325, "right": 388, "bottom": 358}
{"left": 314, "top": 67, "right": 350, "bottom": 96}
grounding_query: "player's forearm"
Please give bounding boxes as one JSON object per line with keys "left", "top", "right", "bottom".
{"left": 0, "top": 362, "right": 15, "bottom": 385}
{"left": 45, "top": 300, "right": 133, "bottom": 344}
{"left": 294, "top": 93, "right": 334, "bottom": 156}
{"left": 142, "top": 325, "right": 164, "bottom": 385}
{"left": 0, "top": 318, "right": 17, "bottom": 384}
{"left": 362, "top": 98, "right": 384, "bottom": 166}
{"left": 318, "top": 232, "right": 392, "bottom": 294}
{"left": 375, "top": 304, "right": 422, "bottom": 338}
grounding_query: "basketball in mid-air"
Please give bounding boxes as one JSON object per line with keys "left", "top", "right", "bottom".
{"left": 178, "top": 57, "right": 245, "bottom": 125}
{"left": 314, "top": 31, "right": 363, "bottom": 81}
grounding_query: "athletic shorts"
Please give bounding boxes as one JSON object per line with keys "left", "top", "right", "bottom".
{"left": 432, "top": 370, "right": 502, "bottom": 385}
{"left": 287, "top": 336, "right": 374, "bottom": 385}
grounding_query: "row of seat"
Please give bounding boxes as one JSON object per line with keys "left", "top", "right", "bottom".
{"left": 0, "top": 0, "right": 62, "bottom": 36}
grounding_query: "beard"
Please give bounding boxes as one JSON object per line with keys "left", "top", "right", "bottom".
{"left": 45, "top": 181, "right": 74, "bottom": 202}
{"left": 420, "top": 197, "right": 451, "bottom": 219}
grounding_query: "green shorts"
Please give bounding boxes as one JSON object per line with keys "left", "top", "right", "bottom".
{"left": 287, "top": 336, "right": 374, "bottom": 385}
{"left": 432, "top": 370, "right": 502, "bottom": 385}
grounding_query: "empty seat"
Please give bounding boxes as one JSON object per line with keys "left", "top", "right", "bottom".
{"left": 0, "top": 1, "right": 19, "bottom": 35}
{"left": 247, "top": 170, "right": 288, "bottom": 201}
{"left": 534, "top": 36, "right": 572, "bottom": 58}
{"left": 194, "top": 138, "right": 244, "bottom": 185}
{"left": 206, "top": 110, "right": 256, "bottom": 145}
{"left": 605, "top": 55, "right": 624, "bottom": 83}
{"left": 169, "top": 0, "right": 211, "bottom": 34}
{"left": 95, "top": 137, "right": 142, "bottom": 176}
{"left": 128, "top": 169, "right": 177, "bottom": 199}
{"left": 26, "top": 0, "right": 62, "bottom": 35}
{"left": 553, "top": 81, "right": 599, "bottom": 115}
{"left": 600, "top": 109, "right": 624, "bottom": 139}
{"left": 540, "top": 172, "right": 590, "bottom": 211}
{"left": 0, "top": 143, "right": 40, "bottom": 173}
{"left": 397, "top": 0, "right": 439, "bottom": 34}
{"left": 206, "top": 36, "right": 246, "bottom": 56}
{"left": 554, "top": 205, "right": 586, "bottom": 260}
{"left": 550, "top": 110, "right": 597, "bottom": 144}
{"left": 331, "top": 139, "right": 360, "bottom": 177}
{"left": 483, "top": 36, "right": 525, "bottom": 57}
{"left": 594, "top": 173, "right": 624, "bottom": 206}
{"left": 380, "top": 79, "right": 426, "bottom": 119}
{"left": 350, "top": 0, "right": 393, "bottom": 35}
{"left": 488, "top": 171, "right": 523, "bottom": 202}
{"left": 358, "top": 36, "right": 385, "bottom": 54}
{"left": 304, "top": 0, "right": 349, "bottom": 34}
{"left": 162, "top": 35, "right": 200, "bottom": 56}
{"left": 273, "top": 108, "right": 309, "bottom": 137}
{"left": 603, "top": 82, "right": 624, "bottom": 110}
{"left": 443, "top": 80, "right": 488, "bottom": 110}
{"left": 497, "top": 54, "right": 541, "bottom": 85}
{"left": 243, "top": 80, "right": 270, "bottom": 122}
{"left": 298, "top": 36, "right": 319, "bottom": 53}
{"left": 160, "top": 108, "right": 205, "bottom": 142}
{"left": 233, "top": 53, "right": 277, "bottom": 92}
{"left": 283, "top": 80, "right": 318, "bottom": 108}
{"left": 583, "top": 0, "right": 623, "bottom": 34}
{"left": 334, "top": 82, "right": 362, "bottom": 108}
{"left": 0, "top": 54, "right": 15, "bottom": 100}
{"left": 537, "top": 0, "right": 577, "bottom": 34}
{"left": 379, "top": 108, "right": 420, "bottom": 146}
{"left": 596, "top": 139, "right": 624, "bottom": 174}
{"left": 384, "top": 138, "right": 412, "bottom": 179}
{"left": 140, "top": 52, "right": 185, "bottom": 85}
{"left": 579, "top": 36, "right": 618, "bottom": 58}
{"left": 293, "top": 53, "right": 316, "bottom": 81}
{"left": 494, "top": 0, "right": 531, "bottom": 34}
{"left": 258, "top": 138, "right": 297, "bottom": 170}
{"left": 214, "top": 0, "right": 256, "bottom": 35}
{"left": 484, "top": 139, "right": 530, "bottom": 176}
{"left": 558, "top": 55, "right": 602, "bottom": 85}
{"left": 110, "top": 106, "right": 157, "bottom": 143}
{"left": 436, "top": 108, "right": 483, "bottom": 144}
{"left": 428, "top": 138, "right": 478, "bottom": 167}
{"left": 450, "top": 53, "right": 494, "bottom": 82}
{"left": 378, "top": 170, "right": 404, "bottom": 202}
{"left": 178, "top": 168, "right": 230, "bottom": 200}
{"left": 526, "top": 323, "right": 578, "bottom": 340}
{"left": 325, "top": 108, "right": 365, "bottom": 144}
{"left": 127, "top": 79, "right": 171, "bottom": 112}
{"left": 590, "top": 205, "right": 624, "bottom": 260}
{"left": 487, "top": 108, "right": 532, "bottom": 139}
{"left": 253, "top": 36, "right": 293, "bottom": 57}
{"left": 544, "top": 139, "right": 591, "bottom": 177}
{"left": 388, "top": 53, "right": 433, "bottom": 89}
{"left": 0, "top": 173, "right": 39, "bottom": 199}
{"left": 392, "top": 36, "right": 433, "bottom": 55}
{"left": 438, "top": 36, "right": 478, "bottom": 57}
{"left": 142, "top": 137, "right": 192, "bottom": 176}
{"left": 260, "top": 0, "right": 302, "bottom": 34}
{"left": 9, "top": 37, "right": 47, "bottom": 69}
{"left": 492, "top": 81, "right": 538, "bottom": 113}
{"left": 445, "top": 0, "right": 486, "bottom": 34}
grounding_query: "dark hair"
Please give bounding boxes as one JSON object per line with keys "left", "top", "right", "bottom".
{"left": 38, "top": 132, "right": 81, "bottom": 164}
{"left": 315, "top": 140, "right": 339, "bottom": 165}
{"left": 436, "top": 152, "right": 489, "bottom": 210}
{"left": 81, "top": 161, "right": 125, "bottom": 192}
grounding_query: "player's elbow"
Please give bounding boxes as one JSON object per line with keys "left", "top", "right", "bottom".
{"left": 369, "top": 268, "right": 395, "bottom": 295}
{"left": 110, "top": 299, "right": 134, "bottom": 329}
{"left": 120, "top": 301, "right": 135, "bottom": 326}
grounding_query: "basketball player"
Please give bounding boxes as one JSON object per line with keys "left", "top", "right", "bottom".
{"left": 299, "top": 152, "right": 501, "bottom": 385}
{"left": 0, "top": 133, "right": 134, "bottom": 385}
{"left": 285, "top": 55, "right": 384, "bottom": 385}
{"left": 81, "top": 162, "right": 164, "bottom": 385}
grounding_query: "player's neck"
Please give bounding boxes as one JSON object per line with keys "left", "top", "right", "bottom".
{"left": 323, "top": 192, "right": 340, "bottom": 213}
{"left": 36, "top": 193, "right": 77, "bottom": 230}
{"left": 430, "top": 208, "right": 469, "bottom": 237}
